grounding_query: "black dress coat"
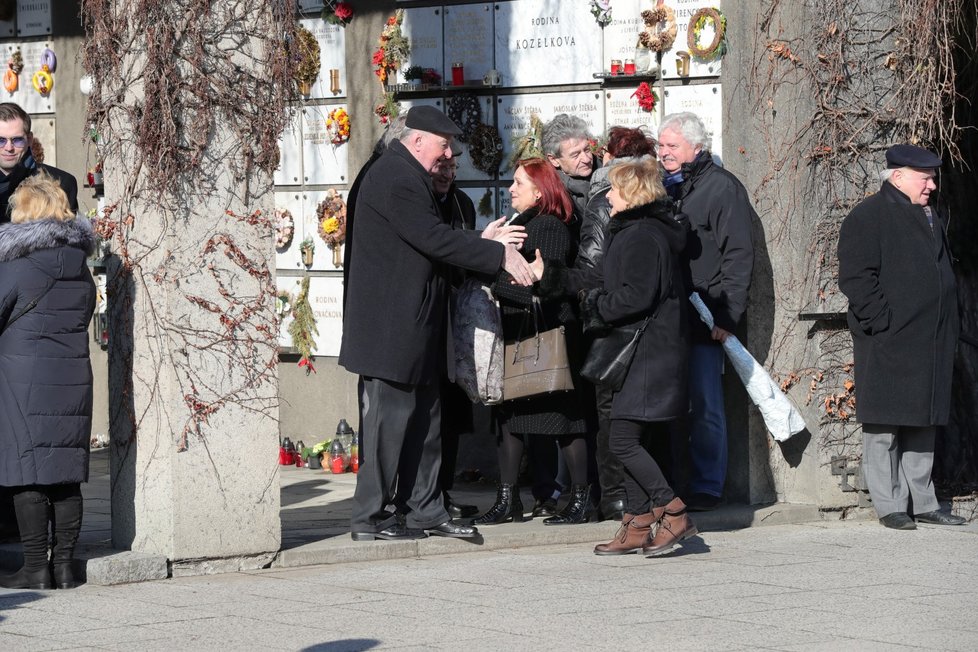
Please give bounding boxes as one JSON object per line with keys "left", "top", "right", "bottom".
{"left": 838, "top": 181, "right": 959, "bottom": 426}
{"left": 0, "top": 161, "right": 79, "bottom": 223}
{"left": 0, "top": 217, "right": 96, "bottom": 487}
{"left": 542, "top": 200, "right": 689, "bottom": 421}
{"left": 671, "top": 152, "right": 755, "bottom": 341}
{"left": 492, "top": 207, "right": 586, "bottom": 436}
{"left": 339, "top": 140, "right": 504, "bottom": 386}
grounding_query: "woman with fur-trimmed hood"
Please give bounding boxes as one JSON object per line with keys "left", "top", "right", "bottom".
{"left": 0, "top": 172, "right": 96, "bottom": 590}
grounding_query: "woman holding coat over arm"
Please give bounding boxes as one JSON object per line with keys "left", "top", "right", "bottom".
{"left": 531, "top": 159, "right": 698, "bottom": 556}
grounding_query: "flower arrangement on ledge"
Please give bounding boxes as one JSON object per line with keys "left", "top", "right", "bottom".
{"left": 403, "top": 65, "right": 442, "bottom": 86}
{"left": 372, "top": 9, "right": 410, "bottom": 85}
{"left": 317, "top": 189, "right": 347, "bottom": 267}
{"left": 374, "top": 91, "right": 401, "bottom": 126}
{"left": 632, "top": 82, "right": 658, "bottom": 112}
{"left": 325, "top": 107, "right": 350, "bottom": 145}
{"left": 322, "top": 1, "right": 353, "bottom": 27}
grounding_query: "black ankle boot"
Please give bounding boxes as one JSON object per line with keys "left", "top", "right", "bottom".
{"left": 472, "top": 484, "right": 525, "bottom": 525}
{"left": 543, "top": 484, "right": 596, "bottom": 525}
{"left": 50, "top": 486, "right": 83, "bottom": 589}
{"left": 1, "top": 490, "right": 52, "bottom": 590}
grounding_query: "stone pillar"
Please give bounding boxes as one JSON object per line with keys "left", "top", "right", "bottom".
{"left": 89, "top": 2, "right": 286, "bottom": 569}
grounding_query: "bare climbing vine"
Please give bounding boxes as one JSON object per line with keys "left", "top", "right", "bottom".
{"left": 80, "top": 1, "right": 299, "bottom": 452}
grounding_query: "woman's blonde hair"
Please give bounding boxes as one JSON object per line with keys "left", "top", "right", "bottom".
{"left": 608, "top": 159, "right": 666, "bottom": 209}
{"left": 8, "top": 172, "right": 74, "bottom": 224}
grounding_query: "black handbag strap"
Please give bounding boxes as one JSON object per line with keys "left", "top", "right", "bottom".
{"left": 6, "top": 276, "right": 57, "bottom": 328}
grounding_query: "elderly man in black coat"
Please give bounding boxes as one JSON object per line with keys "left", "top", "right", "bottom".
{"left": 838, "top": 144, "right": 965, "bottom": 530}
{"left": 339, "top": 106, "right": 533, "bottom": 541}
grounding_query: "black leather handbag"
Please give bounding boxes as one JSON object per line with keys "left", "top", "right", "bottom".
{"left": 580, "top": 316, "right": 651, "bottom": 391}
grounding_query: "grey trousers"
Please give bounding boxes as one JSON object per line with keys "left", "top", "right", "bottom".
{"left": 351, "top": 377, "right": 450, "bottom": 532}
{"left": 862, "top": 423, "right": 940, "bottom": 518}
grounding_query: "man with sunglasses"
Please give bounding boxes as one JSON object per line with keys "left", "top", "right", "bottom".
{"left": 0, "top": 102, "right": 78, "bottom": 222}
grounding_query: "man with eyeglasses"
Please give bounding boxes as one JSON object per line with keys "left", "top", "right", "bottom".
{"left": 838, "top": 144, "right": 965, "bottom": 530}
{"left": 0, "top": 102, "right": 78, "bottom": 222}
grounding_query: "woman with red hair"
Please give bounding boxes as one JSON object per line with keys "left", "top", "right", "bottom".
{"left": 472, "top": 158, "right": 594, "bottom": 526}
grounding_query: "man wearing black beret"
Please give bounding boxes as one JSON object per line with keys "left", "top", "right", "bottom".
{"left": 340, "top": 105, "right": 533, "bottom": 541}
{"left": 838, "top": 143, "right": 965, "bottom": 529}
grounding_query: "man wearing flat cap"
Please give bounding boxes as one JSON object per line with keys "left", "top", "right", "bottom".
{"left": 340, "top": 105, "right": 533, "bottom": 541}
{"left": 838, "top": 143, "right": 965, "bottom": 530}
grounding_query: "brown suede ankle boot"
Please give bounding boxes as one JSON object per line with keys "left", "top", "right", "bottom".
{"left": 643, "top": 497, "right": 697, "bottom": 557}
{"left": 593, "top": 511, "right": 656, "bottom": 555}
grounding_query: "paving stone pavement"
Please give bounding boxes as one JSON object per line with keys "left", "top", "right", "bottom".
{"left": 1, "top": 519, "right": 976, "bottom": 651}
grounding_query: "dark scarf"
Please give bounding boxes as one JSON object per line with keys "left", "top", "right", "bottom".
{"left": 0, "top": 150, "right": 37, "bottom": 199}
{"left": 663, "top": 150, "right": 710, "bottom": 200}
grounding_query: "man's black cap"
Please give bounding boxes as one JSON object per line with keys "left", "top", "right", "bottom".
{"left": 885, "top": 144, "right": 942, "bottom": 169}
{"left": 404, "top": 105, "right": 462, "bottom": 136}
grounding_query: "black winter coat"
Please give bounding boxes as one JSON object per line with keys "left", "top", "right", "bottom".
{"left": 492, "top": 207, "right": 586, "bottom": 435}
{"left": 0, "top": 217, "right": 96, "bottom": 487}
{"left": 542, "top": 200, "right": 689, "bottom": 421}
{"left": 0, "top": 159, "right": 79, "bottom": 223}
{"left": 577, "top": 156, "right": 649, "bottom": 270}
{"left": 838, "top": 181, "right": 959, "bottom": 426}
{"left": 672, "top": 153, "right": 755, "bottom": 341}
{"left": 339, "top": 140, "right": 504, "bottom": 385}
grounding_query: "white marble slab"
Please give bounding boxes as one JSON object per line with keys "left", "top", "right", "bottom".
{"left": 275, "top": 111, "right": 303, "bottom": 187}
{"left": 662, "top": 83, "right": 723, "bottom": 160}
{"left": 301, "top": 104, "right": 350, "bottom": 185}
{"left": 402, "top": 7, "right": 444, "bottom": 78}
{"left": 299, "top": 17, "right": 347, "bottom": 100}
{"left": 444, "top": 3, "right": 495, "bottom": 87}
{"left": 274, "top": 191, "right": 305, "bottom": 272}
{"left": 3, "top": 41, "right": 56, "bottom": 114}
{"left": 603, "top": 87, "right": 660, "bottom": 135}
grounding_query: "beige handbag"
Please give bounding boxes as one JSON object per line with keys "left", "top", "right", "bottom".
{"left": 502, "top": 299, "right": 574, "bottom": 401}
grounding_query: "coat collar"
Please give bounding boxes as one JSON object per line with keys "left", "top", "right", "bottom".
{"left": 0, "top": 217, "right": 96, "bottom": 263}
{"left": 607, "top": 198, "right": 674, "bottom": 233}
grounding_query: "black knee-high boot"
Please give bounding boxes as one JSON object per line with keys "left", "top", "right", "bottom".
{"left": 0, "top": 490, "right": 52, "bottom": 590}
{"left": 49, "top": 484, "right": 83, "bottom": 589}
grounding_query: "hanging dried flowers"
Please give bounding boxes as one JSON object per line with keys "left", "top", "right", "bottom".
{"left": 372, "top": 9, "right": 410, "bottom": 86}
{"left": 687, "top": 8, "right": 727, "bottom": 60}
{"left": 477, "top": 189, "right": 493, "bottom": 218}
{"left": 590, "top": 0, "right": 612, "bottom": 27}
{"left": 638, "top": 5, "right": 677, "bottom": 53}
{"left": 317, "top": 189, "right": 347, "bottom": 250}
{"left": 508, "top": 113, "right": 545, "bottom": 170}
{"left": 326, "top": 107, "right": 350, "bottom": 145}
{"left": 293, "top": 26, "right": 321, "bottom": 94}
{"left": 374, "top": 91, "right": 401, "bottom": 126}
{"left": 275, "top": 207, "right": 294, "bottom": 250}
{"left": 632, "top": 82, "right": 658, "bottom": 112}
{"left": 322, "top": 1, "right": 354, "bottom": 27}
{"left": 288, "top": 276, "right": 318, "bottom": 374}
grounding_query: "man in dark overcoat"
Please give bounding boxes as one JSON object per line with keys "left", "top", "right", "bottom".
{"left": 339, "top": 106, "right": 533, "bottom": 541}
{"left": 838, "top": 144, "right": 965, "bottom": 530}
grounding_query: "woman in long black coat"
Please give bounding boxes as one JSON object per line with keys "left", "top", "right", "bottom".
{"left": 533, "top": 159, "right": 698, "bottom": 556}
{"left": 472, "top": 157, "right": 592, "bottom": 526}
{"left": 0, "top": 173, "right": 96, "bottom": 589}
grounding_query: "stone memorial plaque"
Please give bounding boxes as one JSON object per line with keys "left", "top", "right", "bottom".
{"left": 658, "top": 0, "right": 723, "bottom": 80}
{"left": 604, "top": 88, "right": 659, "bottom": 135}
{"left": 302, "top": 190, "right": 349, "bottom": 272}
{"left": 299, "top": 17, "right": 347, "bottom": 100}
{"left": 497, "top": 187, "right": 514, "bottom": 221}
{"left": 402, "top": 7, "right": 443, "bottom": 76}
{"left": 494, "top": 0, "right": 603, "bottom": 87}
{"left": 29, "top": 115, "right": 56, "bottom": 167}
{"left": 602, "top": 0, "right": 644, "bottom": 68}
{"left": 297, "top": 0, "right": 324, "bottom": 12}
{"left": 307, "top": 276, "right": 345, "bottom": 356}
{"left": 302, "top": 105, "right": 349, "bottom": 185}
{"left": 497, "top": 91, "right": 604, "bottom": 177}
{"left": 274, "top": 191, "right": 304, "bottom": 271}
{"left": 663, "top": 83, "right": 722, "bottom": 159}
{"left": 444, "top": 3, "right": 494, "bottom": 87}
{"left": 17, "top": 0, "right": 51, "bottom": 36}
{"left": 275, "top": 112, "right": 303, "bottom": 187}
{"left": 7, "top": 41, "right": 55, "bottom": 114}
{"left": 459, "top": 187, "right": 497, "bottom": 231}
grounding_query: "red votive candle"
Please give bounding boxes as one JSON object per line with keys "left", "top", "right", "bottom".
{"left": 623, "top": 59, "right": 636, "bottom": 75}
{"left": 452, "top": 62, "right": 464, "bottom": 86}
{"left": 610, "top": 59, "right": 622, "bottom": 75}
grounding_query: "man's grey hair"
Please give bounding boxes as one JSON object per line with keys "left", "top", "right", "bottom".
{"left": 658, "top": 112, "right": 712, "bottom": 151}
{"left": 385, "top": 113, "right": 409, "bottom": 146}
{"left": 880, "top": 168, "right": 896, "bottom": 183}
{"left": 542, "top": 114, "right": 592, "bottom": 158}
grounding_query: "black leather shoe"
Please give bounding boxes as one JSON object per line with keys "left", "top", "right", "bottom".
{"left": 914, "top": 510, "right": 966, "bottom": 526}
{"left": 351, "top": 524, "right": 427, "bottom": 541}
{"left": 599, "top": 499, "right": 626, "bottom": 522}
{"left": 531, "top": 497, "right": 558, "bottom": 518}
{"left": 424, "top": 520, "right": 480, "bottom": 539}
{"left": 879, "top": 512, "right": 916, "bottom": 530}
{"left": 686, "top": 493, "right": 721, "bottom": 512}
{"left": 445, "top": 493, "right": 479, "bottom": 519}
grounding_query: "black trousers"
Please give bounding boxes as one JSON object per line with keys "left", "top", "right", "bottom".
{"left": 352, "top": 377, "right": 450, "bottom": 532}
{"left": 609, "top": 418, "right": 675, "bottom": 514}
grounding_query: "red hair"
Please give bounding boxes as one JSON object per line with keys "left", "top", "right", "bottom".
{"left": 606, "top": 126, "right": 655, "bottom": 158}
{"left": 518, "top": 157, "right": 573, "bottom": 223}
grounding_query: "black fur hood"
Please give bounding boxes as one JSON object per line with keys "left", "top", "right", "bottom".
{"left": 0, "top": 217, "right": 96, "bottom": 263}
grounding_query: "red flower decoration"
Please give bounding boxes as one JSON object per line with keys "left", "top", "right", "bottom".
{"left": 334, "top": 2, "right": 353, "bottom": 20}
{"left": 371, "top": 49, "right": 384, "bottom": 66}
{"left": 631, "top": 82, "right": 658, "bottom": 112}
